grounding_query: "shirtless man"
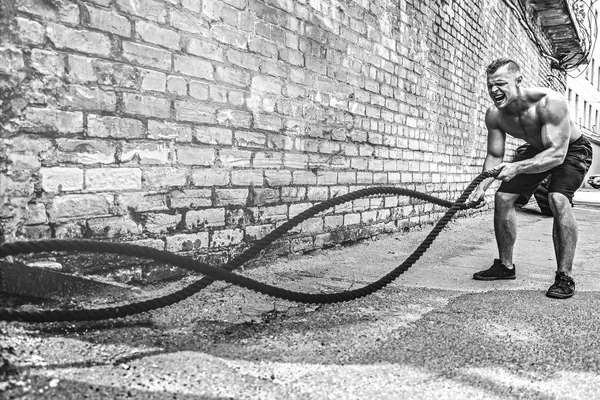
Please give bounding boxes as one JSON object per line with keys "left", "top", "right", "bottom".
{"left": 468, "top": 58, "right": 593, "bottom": 299}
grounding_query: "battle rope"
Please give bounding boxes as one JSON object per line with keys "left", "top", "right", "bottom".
{"left": 0, "top": 170, "right": 498, "bottom": 322}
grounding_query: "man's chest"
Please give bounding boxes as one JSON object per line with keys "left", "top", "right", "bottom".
{"left": 498, "top": 111, "right": 542, "bottom": 142}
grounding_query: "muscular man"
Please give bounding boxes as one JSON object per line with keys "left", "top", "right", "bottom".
{"left": 468, "top": 58, "right": 593, "bottom": 299}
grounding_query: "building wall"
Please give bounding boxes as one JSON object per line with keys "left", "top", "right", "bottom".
{"left": 1, "top": 0, "right": 563, "bottom": 281}
{"left": 566, "top": 1, "right": 600, "bottom": 182}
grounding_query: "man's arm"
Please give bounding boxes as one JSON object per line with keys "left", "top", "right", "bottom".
{"left": 468, "top": 108, "right": 506, "bottom": 205}
{"left": 496, "top": 93, "right": 571, "bottom": 181}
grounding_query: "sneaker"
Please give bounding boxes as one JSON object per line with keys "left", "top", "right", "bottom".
{"left": 546, "top": 271, "right": 575, "bottom": 299}
{"left": 473, "top": 259, "right": 516, "bottom": 281}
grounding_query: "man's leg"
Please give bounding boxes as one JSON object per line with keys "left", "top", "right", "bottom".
{"left": 494, "top": 191, "right": 522, "bottom": 268}
{"left": 548, "top": 192, "right": 578, "bottom": 275}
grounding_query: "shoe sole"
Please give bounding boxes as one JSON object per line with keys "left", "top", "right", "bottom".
{"left": 473, "top": 275, "right": 516, "bottom": 281}
{"left": 546, "top": 291, "right": 574, "bottom": 299}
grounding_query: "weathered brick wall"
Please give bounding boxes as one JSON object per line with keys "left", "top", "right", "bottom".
{"left": 1, "top": 0, "right": 562, "bottom": 281}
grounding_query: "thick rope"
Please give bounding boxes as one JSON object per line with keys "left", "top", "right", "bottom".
{"left": 0, "top": 171, "right": 497, "bottom": 322}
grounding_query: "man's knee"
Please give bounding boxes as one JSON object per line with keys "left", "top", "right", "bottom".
{"left": 495, "top": 191, "right": 520, "bottom": 209}
{"left": 548, "top": 192, "right": 572, "bottom": 214}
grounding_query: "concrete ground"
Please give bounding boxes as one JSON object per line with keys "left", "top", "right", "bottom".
{"left": 1, "top": 189, "right": 599, "bottom": 399}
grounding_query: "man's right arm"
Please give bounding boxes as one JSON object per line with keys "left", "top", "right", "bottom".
{"left": 469, "top": 108, "right": 506, "bottom": 205}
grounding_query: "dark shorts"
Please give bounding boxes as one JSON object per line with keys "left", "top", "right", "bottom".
{"left": 498, "top": 135, "right": 593, "bottom": 206}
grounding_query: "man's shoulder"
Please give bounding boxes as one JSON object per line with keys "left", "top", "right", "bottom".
{"left": 527, "top": 87, "right": 566, "bottom": 107}
{"left": 528, "top": 87, "right": 568, "bottom": 118}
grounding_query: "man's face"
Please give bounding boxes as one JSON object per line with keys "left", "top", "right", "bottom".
{"left": 486, "top": 65, "right": 521, "bottom": 108}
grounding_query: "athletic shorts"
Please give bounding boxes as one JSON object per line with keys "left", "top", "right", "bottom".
{"left": 498, "top": 135, "right": 593, "bottom": 206}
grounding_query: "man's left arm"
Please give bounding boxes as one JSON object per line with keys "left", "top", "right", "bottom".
{"left": 496, "top": 94, "right": 571, "bottom": 181}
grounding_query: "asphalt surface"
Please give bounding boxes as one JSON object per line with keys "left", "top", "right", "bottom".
{"left": 1, "top": 190, "right": 599, "bottom": 399}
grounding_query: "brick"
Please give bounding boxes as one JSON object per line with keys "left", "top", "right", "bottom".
{"left": 210, "top": 228, "right": 244, "bottom": 247}
{"left": 249, "top": 38, "right": 278, "bottom": 58}
{"left": 25, "top": 203, "right": 48, "bottom": 225}
{"left": 213, "top": 25, "right": 248, "bottom": 49}
{"left": 186, "top": 208, "right": 225, "bottom": 229}
{"left": 170, "top": 9, "right": 209, "bottom": 34}
{"left": 284, "top": 153, "right": 307, "bottom": 169}
{"left": 30, "top": 49, "right": 64, "bottom": 76}
{"left": 189, "top": 81, "right": 209, "bottom": 100}
{"left": 175, "top": 100, "right": 217, "bottom": 124}
{"left": 15, "top": 17, "right": 45, "bottom": 45}
{"left": 245, "top": 224, "right": 274, "bottom": 241}
{"left": 85, "top": 5, "right": 131, "bottom": 37}
{"left": 264, "top": 170, "right": 290, "bottom": 186}
{"left": 226, "top": 49, "right": 260, "bottom": 71}
{"left": 67, "top": 55, "right": 97, "bottom": 83}
{"left": 55, "top": 138, "right": 116, "bottom": 165}
{"left": 17, "top": 0, "right": 79, "bottom": 25}
{"left": 87, "top": 216, "right": 140, "bottom": 237}
{"left": 123, "top": 93, "right": 170, "bottom": 118}
{"left": 59, "top": 84, "right": 117, "bottom": 112}
{"left": 122, "top": 41, "right": 171, "bottom": 70}
{"left": 54, "top": 222, "right": 85, "bottom": 239}
{"left": 292, "top": 170, "right": 317, "bottom": 185}
{"left": 344, "top": 213, "right": 361, "bottom": 226}
{"left": 128, "top": 238, "right": 165, "bottom": 251}
{"left": 234, "top": 130, "right": 266, "bottom": 148}
{"left": 143, "top": 167, "right": 188, "bottom": 188}
{"left": 141, "top": 69, "right": 167, "bottom": 92}
{"left": 49, "top": 194, "right": 112, "bottom": 220}
{"left": 40, "top": 167, "right": 84, "bottom": 193}
{"left": 177, "top": 146, "right": 215, "bottom": 166}
{"left": 118, "top": 192, "right": 168, "bottom": 212}
{"left": 216, "top": 109, "right": 252, "bottom": 128}
{"left": 251, "top": 76, "right": 282, "bottom": 94}
{"left": 324, "top": 215, "right": 343, "bottom": 229}
{"left": 291, "top": 237, "right": 314, "bottom": 252}
{"left": 88, "top": 115, "right": 144, "bottom": 139}
{"left": 115, "top": 0, "right": 167, "bottom": 23}
{"left": 86, "top": 168, "right": 142, "bottom": 191}
{"left": 281, "top": 187, "right": 305, "bottom": 202}
{"left": 148, "top": 120, "right": 192, "bottom": 141}
{"left": 185, "top": 38, "right": 224, "bottom": 62}
{"left": 215, "top": 189, "right": 248, "bottom": 206}
{"left": 254, "top": 152, "right": 283, "bottom": 169}
{"left": 215, "top": 66, "right": 251, "bottom": 87}
{"left": 219, "top": 149, "right": 252, "bottom": 168}
{"left": 25, "top": 108, "right": 83, "bottom": 134}
{"left": 121, "top": 143, "right": 171, "bottom": 165}
{"left": 174, "top": 55, "right": 214, "bottom": 80}
{"left": 257, "top": 205, "right": 287, "bottom": 222}
{"left": 144, "top": 213, "right": 181, "bottom": 234}
{"left": 167, "top": 76, "right": 188, "bottom": 95}
{"left": 232, "top": 170, "right": 263, "bottom": 186}
{"left": 46, "top": 23, "right": 111, "bottom": 57}
{"left": 195, "top": 127, "right": 233, "bottom": 145}
{"left": 136, "top": 21, "right": 180, "bottom": 49}
{"left": 307, "top": 186, "right": 328, "bottom": 201}
{"left": 301, "top": 217, "right": 323, "bottom": 234}
{"left": 166, "top": 233, "right": 209, "bottom": 252}
{"left": 192, "top": 168, "right": 230, "bottom": 186}
{"left": 251, "top": 188, "right": 279, "bottom": 205}
{"left": 182, "top": 0, "right": 201, "bottom": 13}
{"left": 170, "top": 189, "right": 212, "bottom": 208}
{"left": 253, "top": 114, "right": 283, "bottom": 132}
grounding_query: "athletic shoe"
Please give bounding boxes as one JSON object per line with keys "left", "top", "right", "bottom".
{"left": 546, "top": 271, "right": 575, "bottom": 299}
{"left": 473, "top": 259, "right": 516, "bottom": 281}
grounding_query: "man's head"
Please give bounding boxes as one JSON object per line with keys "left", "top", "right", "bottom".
{"left": 486, "top": 58, "right": 523, "bottom": 109}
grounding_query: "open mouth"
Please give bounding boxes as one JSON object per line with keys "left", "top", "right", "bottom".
{"left": 492, "top": 93, "right": 506, "bottom": 105}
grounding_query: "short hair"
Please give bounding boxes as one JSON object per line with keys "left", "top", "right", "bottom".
{"left": 486, "top": 58, "right": 521, "bottom": 75}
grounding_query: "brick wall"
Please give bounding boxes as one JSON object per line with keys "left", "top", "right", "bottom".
{"left": 1, "top": 0, "right": 563, "bottom": 282}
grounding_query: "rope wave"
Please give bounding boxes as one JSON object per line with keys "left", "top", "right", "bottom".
{"left": 0, "top": 171, "right": 497, "bottom": 322}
